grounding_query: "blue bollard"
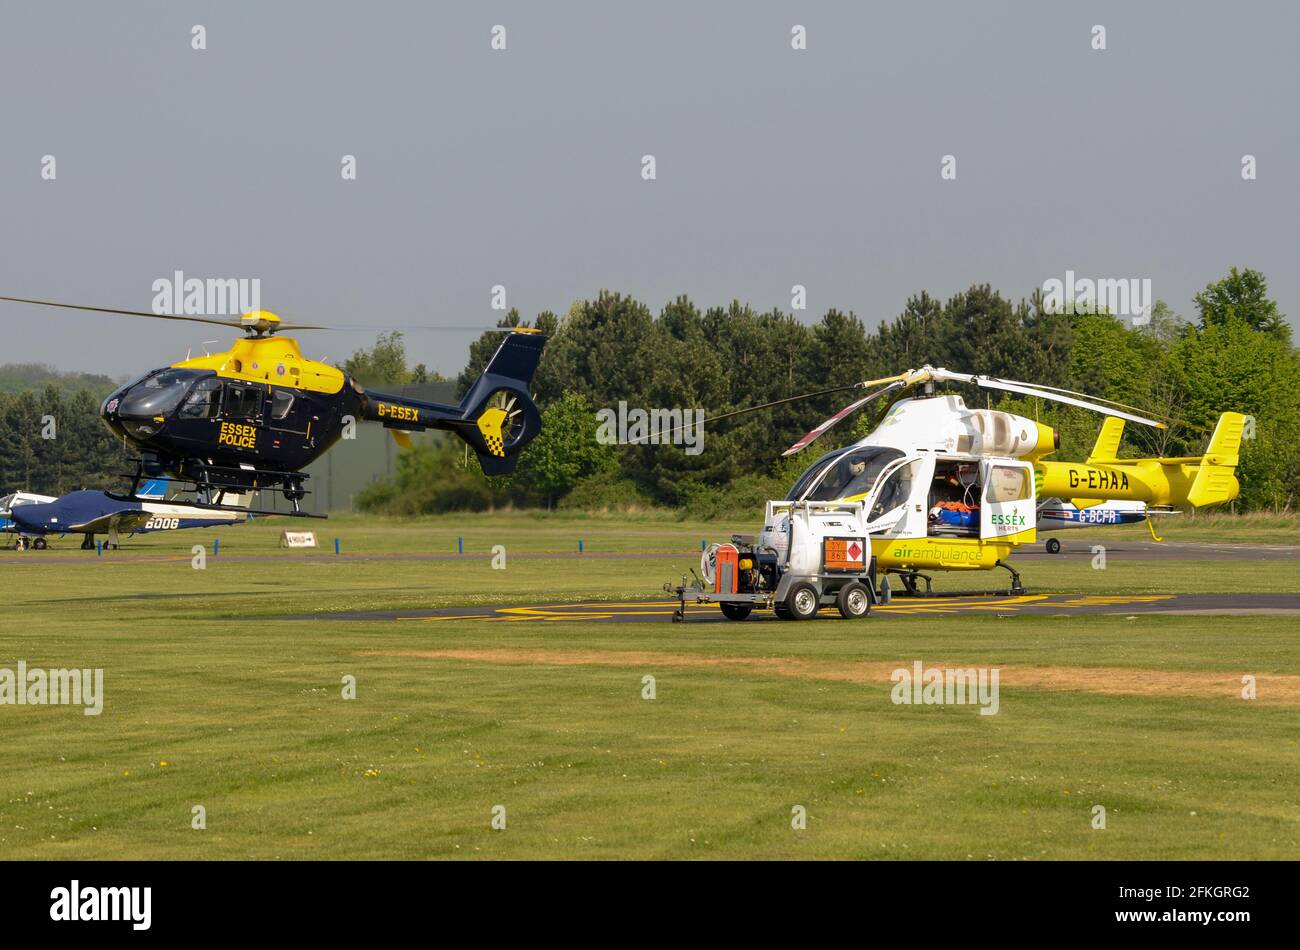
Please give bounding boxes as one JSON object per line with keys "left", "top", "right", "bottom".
{"left": 457, "top": 536, "right": 463, "bottom": 555}
{"left": 335, "top": 537, "right": 340, "bottom": 555}
{"left": 213, "top": 538, "right": 219, "bottom": 557}
{"left": 701, "top": 539, "right": 707, "bottom": 550}
{"left": 96, "top": 539, "right": 102, "bottom": 557}
{"left": 578, "top": 539, "right": 584, "bottom": 554}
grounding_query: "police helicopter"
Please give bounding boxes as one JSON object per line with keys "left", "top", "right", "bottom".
{"left": 0, "top": 295, "right": 546, "bottom": 515}
{"left": 673, "top": 367, "right": 1245, "bottom": 620}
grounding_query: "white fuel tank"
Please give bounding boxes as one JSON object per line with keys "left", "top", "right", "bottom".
{"left": 759, "top": 501, "right": 867, "bottom": 573}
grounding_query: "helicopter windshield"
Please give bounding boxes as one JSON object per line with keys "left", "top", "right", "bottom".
{"left": 793, "top": 446, "right": 905, "bottom": 502}
{"left": 786, "top": 446, "right": 849, "bottom": 500}
{"left": 116, "top": 368, "right": 211, "bottom": 419}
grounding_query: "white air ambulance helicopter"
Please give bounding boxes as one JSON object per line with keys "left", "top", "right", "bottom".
{"left": 671, "top": 367, "right": 1245, "bottom": 621}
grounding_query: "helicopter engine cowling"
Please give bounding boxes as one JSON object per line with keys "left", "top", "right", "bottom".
{"left": 956, "top": 410, "right": 1057, "bottom": 460}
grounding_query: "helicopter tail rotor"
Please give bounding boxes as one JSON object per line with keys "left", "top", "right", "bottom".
{"left": 360, "top": 329, "right": 547, "bottom": 476}
{"left": 455, "top": 330, "right": 547, "bottom": 475}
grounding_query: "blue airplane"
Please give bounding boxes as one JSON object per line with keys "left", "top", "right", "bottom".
{"left": 1, "top": 480, "right": 248, "bottom": 550}
{"left": 1036, "top": 498, "right": 1177, "bottom": 553}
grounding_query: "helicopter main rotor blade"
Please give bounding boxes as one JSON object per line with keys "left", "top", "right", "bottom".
{"left": 1, "top": 294, "right": 541, "bottom": 335}
{"left": 781, "top": 381, "right": 906, "bottom": 456}
{"left": 928, "top": 369, "right": 1165, "bottom": 428}
{"left": 0, "top": 294, "right": 256, "bottom": 329}
{"left": 327, "top": 324, "right": 526, "bottom": 332}
{"left": 971, "top": 377, "right": 1172, "bottom": 421}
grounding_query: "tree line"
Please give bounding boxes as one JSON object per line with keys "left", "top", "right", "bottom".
{"left": 2, "top": 267, "right": 1294, "bottom": 513}
{"left": 364, "top": 266, "right": 1298, "bottom": 514}
{"left": 0, "top": 386, "right": 127, "bottom": 495}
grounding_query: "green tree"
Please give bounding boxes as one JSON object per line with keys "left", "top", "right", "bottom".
{"left": 0, "top": 390, "right": 42, "bottom": 491}
{"left": 1175, "top": 316, "right": 1300, "bottom": 509}
{"left": 1193, "top": 267, "right": 1289, "bottom": 342}
{"left": 344, "top": 332, "right": 413, "bottom": 387}
{"left": 512, "top": 392, "right": 616, "bottom": 506}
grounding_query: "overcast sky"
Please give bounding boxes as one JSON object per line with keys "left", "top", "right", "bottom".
{"left": 1, "top": 1, "right": 1295, "bottom": 380}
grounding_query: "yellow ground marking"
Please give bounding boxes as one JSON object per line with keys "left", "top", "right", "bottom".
{"left": 387, "top": 593, "right": 1178, "bottom": 622}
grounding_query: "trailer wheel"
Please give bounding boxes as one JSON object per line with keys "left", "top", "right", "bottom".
{"left": 1045, "top": 537, "right": 1061, "bottom": 554}
{"left": 720, "top": 602, "right": 752, "bottom": 621}
{"left": 786, "top": 583, "right": 821, "bottom": 621}
{"left": 836, "top": 582, "right": 871, "bottom": 619}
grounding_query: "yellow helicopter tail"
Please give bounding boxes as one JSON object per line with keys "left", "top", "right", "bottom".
{"left": 1086, "top": 416, "right": 1126, "bottom": 465}
{"left": 1185, "top": 411, "right": 1247, "bottom": 508}
{"left": 1041, "top": 411, "right": 1246, "bottom": 510}
{"left": 1069, "top": 417, "right": 1126, "bottom": 507}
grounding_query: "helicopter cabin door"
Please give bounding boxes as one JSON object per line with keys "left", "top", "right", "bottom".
{"left": 217, "top": 380, "right": 267, "bottom": 459}
{"left": 978, "top": 460, "right": 1036, "bottom": 542}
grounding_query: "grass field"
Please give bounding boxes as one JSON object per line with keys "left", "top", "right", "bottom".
{"left": 0, "top": 512, "right": 1296, "bottom": 859}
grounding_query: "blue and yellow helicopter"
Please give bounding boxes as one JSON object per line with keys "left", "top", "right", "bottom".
{"left": 0, "top": 295, "right": 546, "bottom": 516}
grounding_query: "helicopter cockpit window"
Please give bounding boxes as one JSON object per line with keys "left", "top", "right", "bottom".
{"left": 116, "top": 369, "right": 207, "bottom": 419}
{"left": 178, "top": 377, "right": 222, "bottom": 420}
{"left": 801, "top": 447, "right": 905, "bottom": 502}
{"left": 271, "top": 389, "right": 295, "bottom": 421}
{"left": 786, "top": 447, "right": 849, "bottom": 501}
{"left": 870, "top": 459, "right": 920, "bottom": 520}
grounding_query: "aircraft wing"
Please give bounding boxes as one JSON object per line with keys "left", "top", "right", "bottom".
{"left": 67, "top": 510, "right": 153, "bottom": 535}
{"left": 1037, "top": 498, "right": 1156, "bottom": 532}
{"left": 69, "top": 500, "right": 247, "bottom": 536}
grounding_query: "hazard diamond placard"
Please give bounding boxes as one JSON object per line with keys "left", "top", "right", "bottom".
{"left": 823, "top": 536, "right": 868, "bottom": 572}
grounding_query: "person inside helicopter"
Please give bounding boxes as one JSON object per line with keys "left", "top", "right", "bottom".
{"left": 796, "top": 446, "right": 905, "bottom": 502}
{"left": 928, "top": 461, "right": 980, "bottom": 535}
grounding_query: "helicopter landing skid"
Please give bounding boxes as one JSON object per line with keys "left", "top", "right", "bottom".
{"left": 887, "top": 569, "right": 934, "bottom": 597}
{"left": 119, "top": 459, "right": 322, "bottom": 517}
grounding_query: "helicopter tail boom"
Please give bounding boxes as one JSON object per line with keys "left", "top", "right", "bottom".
{"left": 360, "top": 329, "right": 546, "bottom": 476}
{"left": 1035, "top": 412, "right": 1246, "bottom": 509}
